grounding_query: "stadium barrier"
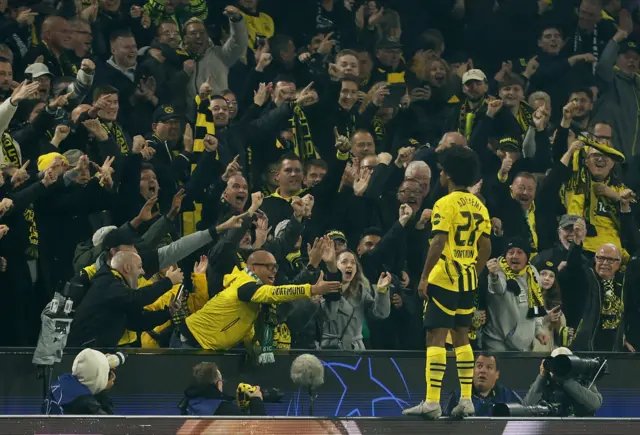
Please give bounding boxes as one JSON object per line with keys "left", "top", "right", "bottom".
{"left": 0, "top": 349, "right": 638, "bottom": 416}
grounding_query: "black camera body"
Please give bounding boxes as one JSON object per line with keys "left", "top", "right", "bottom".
{"left": 542, "top": 354, "right": 608, "bottom": 380}
{"left": 493, "top": 354, "right": 606, "bottom": 417}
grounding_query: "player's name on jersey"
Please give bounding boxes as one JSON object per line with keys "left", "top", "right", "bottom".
{"left": 453, "top": 248, "right": 475, "bottom": 259}
{"left": 456, "top": 196, "right": 483, "bottom": 209}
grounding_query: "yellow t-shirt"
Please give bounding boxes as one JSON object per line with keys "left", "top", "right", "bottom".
{"left": 238, "top": 10, "right": 275, "bottom": 52}
{"left": 429, "top": 191, "right": 491, "bottom": 292}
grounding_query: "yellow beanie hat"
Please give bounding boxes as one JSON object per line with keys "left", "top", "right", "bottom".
{"left": 37, "top": 152, "right": 69, "bottom": 172}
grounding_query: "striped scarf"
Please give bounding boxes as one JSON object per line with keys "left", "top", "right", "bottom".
{"left": 101, "top": 122, "right": 129, "bottom": 154}
{"left": 244, "top": 268, "right": 278, "bottom": 364}
{"left": 457, "top": 98, "right": 486, "bottom": 139}
{"left": 498, "top": 256, "right": 545, "bottom": 318}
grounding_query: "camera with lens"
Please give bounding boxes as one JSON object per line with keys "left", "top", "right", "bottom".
{"left": 493, "top": 401, "right": 559, "bottom": 417}
{"left": 542, "top": 354, "right": 608, "bottom": 380}
{"left": 493, "top": 354, "right": 606, "bottom": 417}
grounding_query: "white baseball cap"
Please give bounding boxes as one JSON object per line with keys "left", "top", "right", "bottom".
{"left": 462, "top": 69, "right": 487, "bottom": 84}
{"left": 25, "top": 63, "right": 52, "bottom": 78}
{"left": 550, "top": 347, "right": 573, "bottom": 357}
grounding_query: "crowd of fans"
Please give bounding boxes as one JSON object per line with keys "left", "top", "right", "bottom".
{"left": 0, "top": 0, "right": 640, "bottom": 357}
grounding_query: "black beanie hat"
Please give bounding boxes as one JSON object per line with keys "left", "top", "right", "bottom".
{"left": 504, "top": 238, "right": 531, "bottom": 260}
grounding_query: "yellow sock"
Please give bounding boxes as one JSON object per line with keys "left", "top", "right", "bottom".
{"left": 425, "top": 346, "right": 447, "bottom": 403}
{"left": 455, "top": 344, "right": 474, "bottom": 400}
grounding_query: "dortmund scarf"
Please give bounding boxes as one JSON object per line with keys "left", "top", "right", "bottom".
{"left": 457, "top": 98, "right": 486, "bottom": 139}
{"left": 2, "top": 134, "right": 38, "bottom": 258}
{"left": 372, "top": 116, "right": 385, "bottom": 144}
{"left": 561, "top": 134, "right": 625, "bottom": 236}
{"left": 244, "top": 268, "right": 277, "bottom": 364}
{"left": 498, "top": 256, "right": 545, "bottom": 318}
{"left": 279, "top": 105, "right": 317, "bottom": 161}
{"left": 1, "top": 132, "right": 20, "bottom": 165}
{"left": 515, "top": 102, "right": 534, "bottom": 140}
{"left": 101, "top": 121, "right": 129, "bottom": 154}
{"left": 600, "top": 277, "right": 624, "bottom": 330}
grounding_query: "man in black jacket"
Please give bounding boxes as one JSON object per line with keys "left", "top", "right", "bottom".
{"left": 533, "top": 214, "right": 584, "bottom": 278}
{"left": 559, "top": 218, "right": 632, "bottom": 352}
{"left": 24, "top": 16, "right": 79, "bottom": 77}
{"left": 261, "top": 151, "right": 348, "bottom": 235}
{"left": 67, "top": 250, "right": 183, "bottom": 349}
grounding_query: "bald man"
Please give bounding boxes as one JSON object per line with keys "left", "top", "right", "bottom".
{"left": 110, "top": 251, "right": 145, "bottom": 289}
{"left": 68, "top": 251, "right": 184, "bottom": 348}
{"left": 26, "top": 16, "right": 79, "bottom": 77}
{"left": 560, "top": 220, "right": 629, "bottom": 352}
{"left": 176, "top": 250, "right": 342, "bottom": 350}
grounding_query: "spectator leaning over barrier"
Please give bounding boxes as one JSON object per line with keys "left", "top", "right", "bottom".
{"left": 174, "top": 250, "right": 342, "bottom": 350}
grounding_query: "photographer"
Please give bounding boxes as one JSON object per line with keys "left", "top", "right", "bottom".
{"left": 523, "top": 347, "right": 603, "bottom": 417}
{"left": 44, "top": 349, "right": 121, "bottom": 415}
{"left": 179, "top": 362, "right": 265, "bottom": 416}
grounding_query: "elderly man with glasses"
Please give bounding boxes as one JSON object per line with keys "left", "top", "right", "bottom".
{"left": 558, "top": 217, "right": 640, "bottom": 352}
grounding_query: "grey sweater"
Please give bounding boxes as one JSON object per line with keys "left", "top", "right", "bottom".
{"left": 320, "top": 280, "right": 390, "bottom": 351}
{"left": 483, "top": 267, "right": 544, "bottom": 351}
{"left": 183, "top": 19, "right": 248, "bottom": 122}
{"left": 593, "top": 39, "right": 640, "bottom": 158}
{"left": 523, "top": 375, "right": 603, "bottom": 416}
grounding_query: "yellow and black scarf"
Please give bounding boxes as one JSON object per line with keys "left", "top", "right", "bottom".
{"left": 277, "top": 105, "right": 317, "bottom": 160}
{"left": 457, "top": 97, "right": 486, "bottom": 139}
{"left": 515, "top": 102, "right": 534, "bottom": 140}
{"left": 41, "top": 41, "right": 78, "bottom": 77}
{"left": 372, "top": 116, "right": 385, "bottom": 144}
{"left": 1, "top": 133, "right": 20, "bottom": 165}
{"left": 561, "top": 134, "right": 625, "bottom": 235}
{"left": 600, "top": 277, "right": 624, "bottom": 330}
{"left": 101, "top": 122, "right": 129, "bottom": 154}
{"left": 499, "top": 256, "right": 545, "bottom": 317}
{"left": 2, "top": 134, "right": 38, "bottom": 258}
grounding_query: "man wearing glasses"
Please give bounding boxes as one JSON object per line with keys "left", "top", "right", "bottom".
{"left": 174, "top": 250, "right": 341, "bottom": 349}
{"left": 558, "top": 218, "right": 638, "bottom": 352}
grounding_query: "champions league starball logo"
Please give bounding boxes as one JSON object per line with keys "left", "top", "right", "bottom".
{"left": 286, "top": 357, "right": 412, "bottom": 417}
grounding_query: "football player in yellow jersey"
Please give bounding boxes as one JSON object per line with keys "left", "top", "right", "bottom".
{"left": 404, "top": 146, "right": 492, "bottom": 419}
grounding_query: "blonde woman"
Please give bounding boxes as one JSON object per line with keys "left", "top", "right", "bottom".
{"left": 320, "top": 250, "right": 391, "bottom": 350}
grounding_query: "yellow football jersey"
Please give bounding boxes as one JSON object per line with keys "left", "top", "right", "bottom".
{"left": 429, "top": 191, "right": 491, "bottom": 292}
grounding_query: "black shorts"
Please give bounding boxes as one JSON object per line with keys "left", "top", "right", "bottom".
{"left": 423, "top": 284, "right": 476, "bottom": 330}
